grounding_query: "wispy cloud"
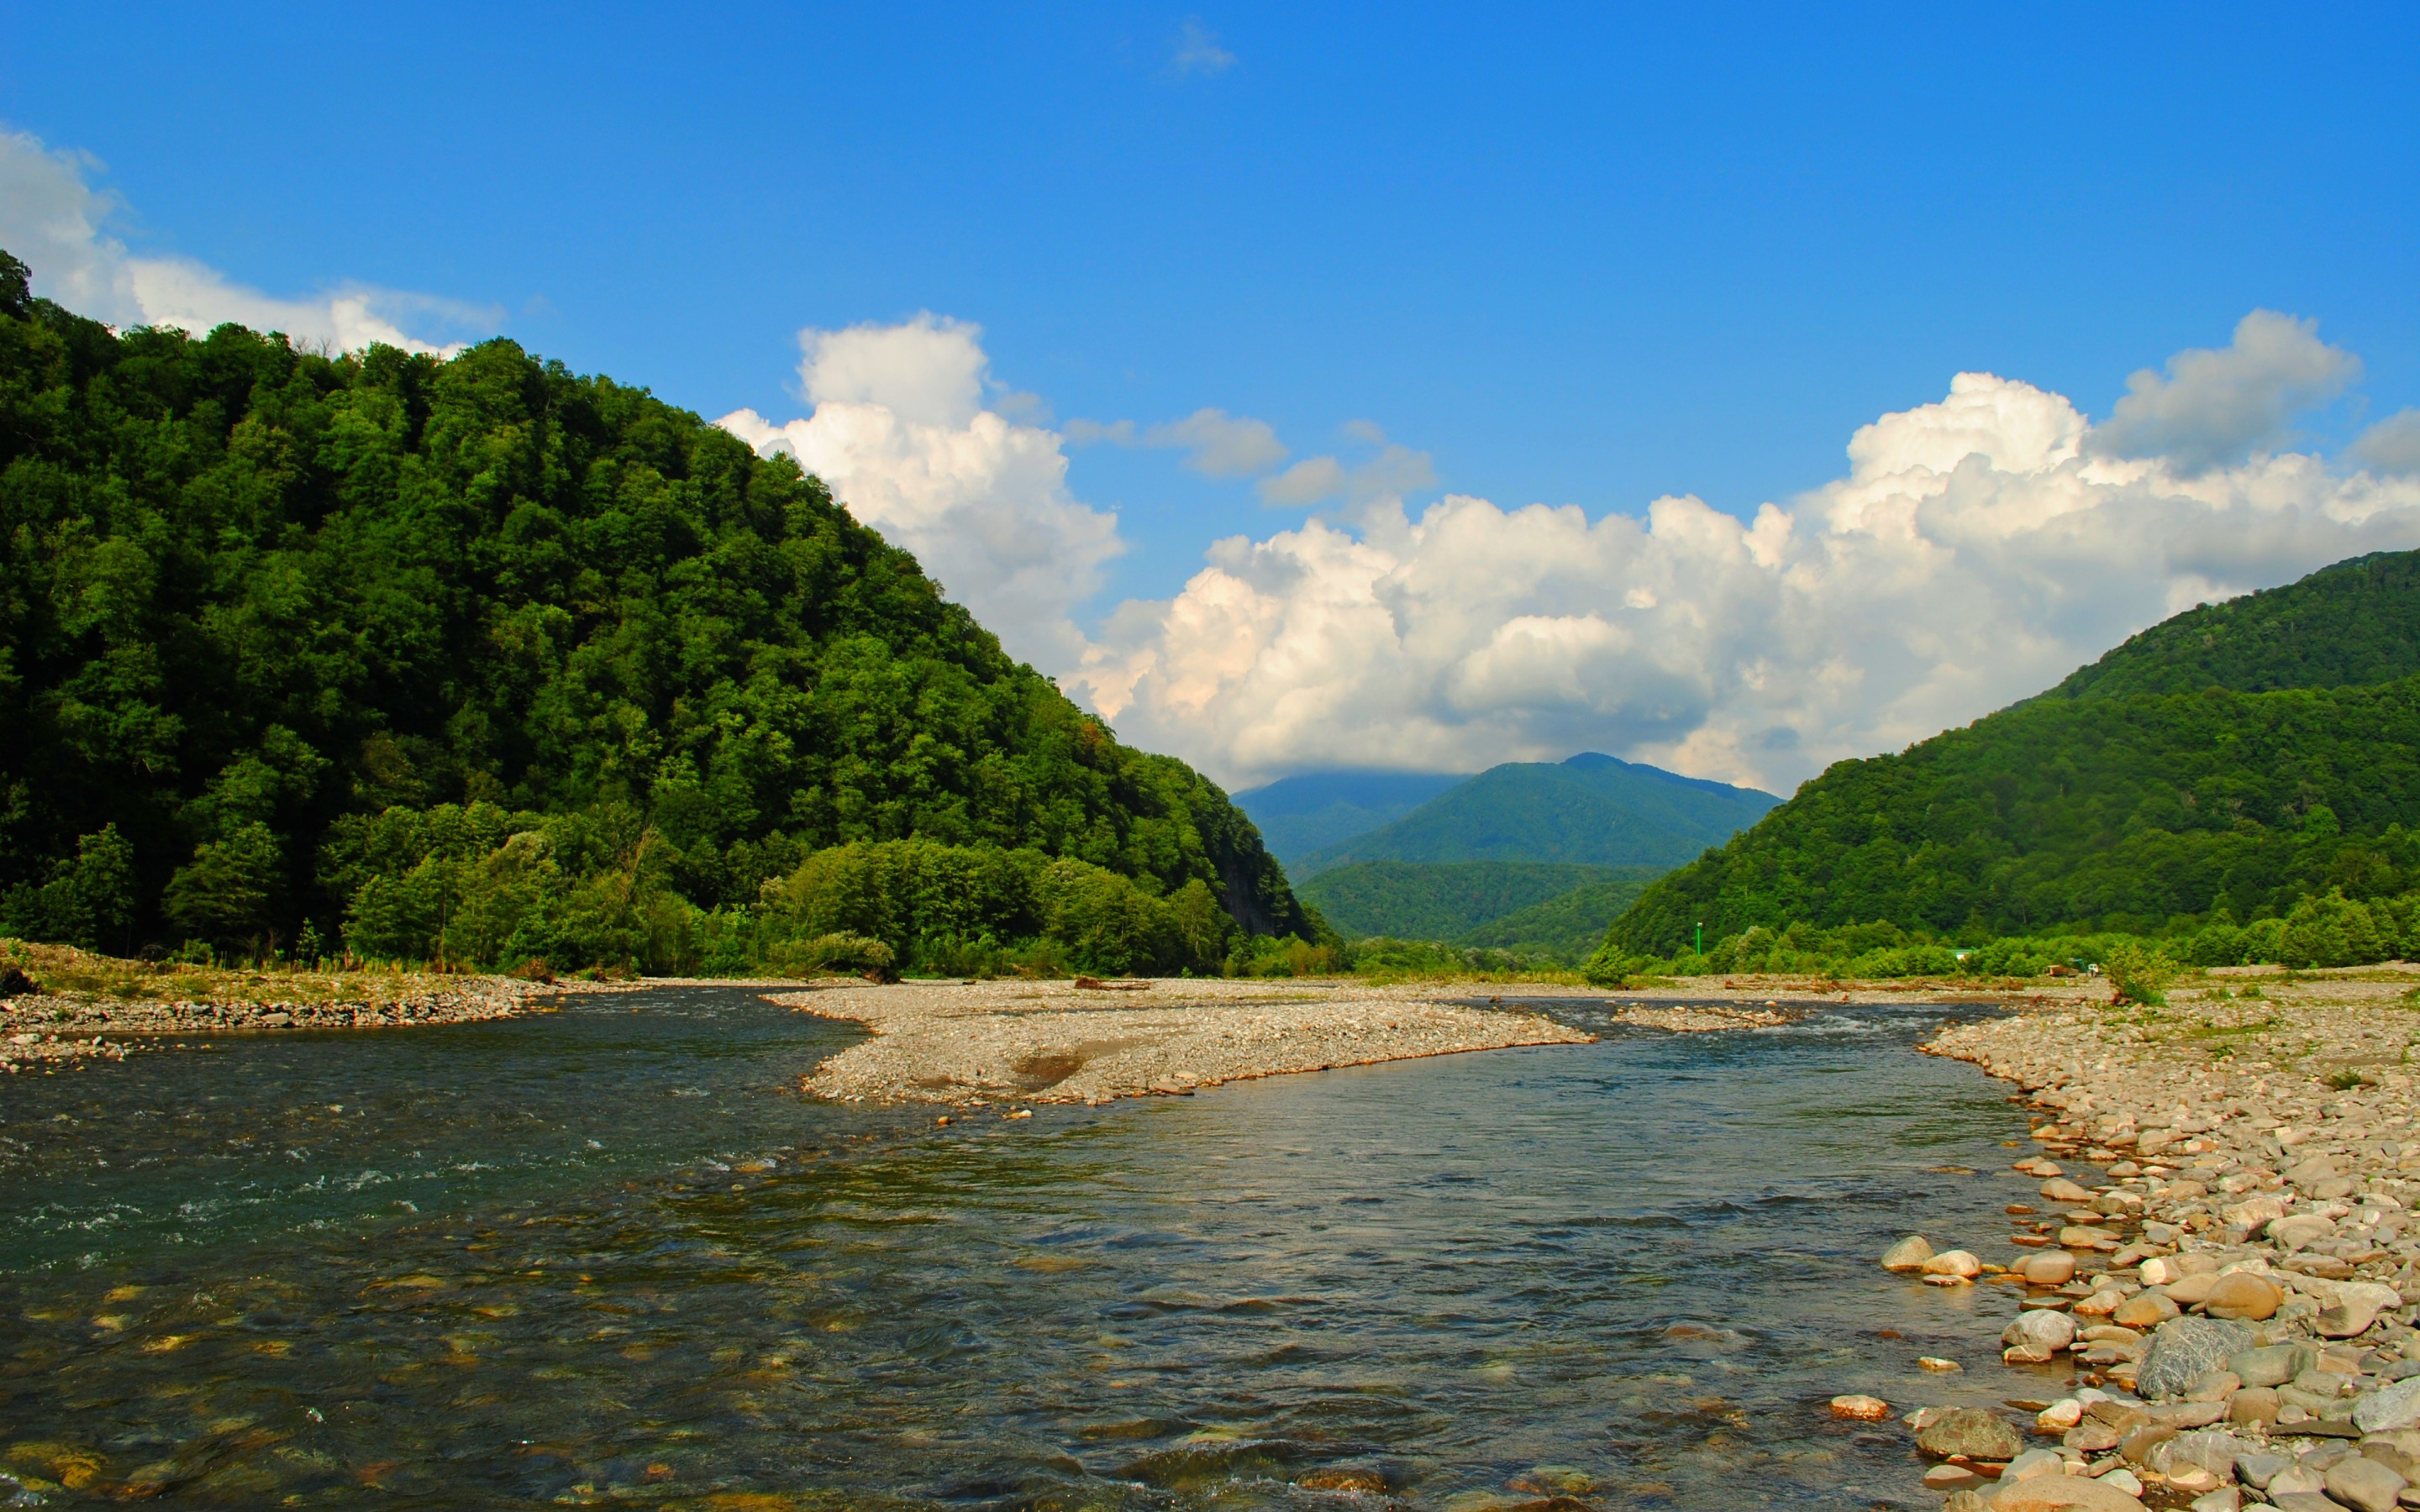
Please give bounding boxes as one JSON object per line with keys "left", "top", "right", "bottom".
{"left": 1067, "top": 407, "right": 1286, "bottom": 477}
{"left": 1171, "top": 18, "right": 1235, "bottom": 76}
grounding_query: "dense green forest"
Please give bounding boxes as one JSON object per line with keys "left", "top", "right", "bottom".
{"left": 1300, "top": 860, "right": 1630, "bottom": 941}
{"left": 1299, "top": 858, "right": 1660, "bottom": 961}
{"left": 2044, "top": 551, "right": 2420, "bottom": 704}
{"left": 1298, "top": 752, "right": 1776, "bottom": 874}
{"left": 0, "top": 250, "right": 1318, "bottom": 977}
{"left": 1456, "top": 870, "right": 1659, "bottom": 958}
{"left": 1597, "top": 550, "right": 2420, "bottom": 979}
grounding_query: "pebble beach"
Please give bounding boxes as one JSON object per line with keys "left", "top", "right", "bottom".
{"left": 1844, "top": 966, "right": 2420, "bottom": 1512}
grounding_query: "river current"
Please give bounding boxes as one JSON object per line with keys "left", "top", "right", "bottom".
{"left": 0, "top": 990, "right": 2054, "bottom": 1509}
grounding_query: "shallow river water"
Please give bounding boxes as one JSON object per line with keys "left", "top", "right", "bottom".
{"left": 0, "top": 990, "right": 2060, "bottom": 1509}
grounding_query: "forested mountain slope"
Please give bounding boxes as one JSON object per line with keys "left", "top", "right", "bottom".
{"left": 2046, "top": 549, "right": 2420, "bottom": 703}
{"left": 1297, "top": 860, "right": 1634, "bottom": 942}
{"left": 1300, "top": 753, "right": 1777, "bottom": 873}
{"left": 0, "top": 252, "right": 1309, "bottom": 973}
{"left": 1231, "top": 769, "right": 1466, "bottom": 870}
{"left": 1603, "top": 554, "right": 2420, "bottom": 958}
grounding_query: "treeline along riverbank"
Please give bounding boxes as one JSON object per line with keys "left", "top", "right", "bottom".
{"left": 0, "top": 249, "right": 1323, "bottom": 980}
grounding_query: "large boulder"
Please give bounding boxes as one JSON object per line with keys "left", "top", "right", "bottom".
{"left": 2138, "top": 1317, "right": 2257, "bottom": 1401}
{"left": 1918, "top": 1408, "right": 2024, "bottom": 1461}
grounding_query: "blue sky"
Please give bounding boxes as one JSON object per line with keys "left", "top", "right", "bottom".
{"left": 8, "top": 3, "right": 2420, "bottom": 785}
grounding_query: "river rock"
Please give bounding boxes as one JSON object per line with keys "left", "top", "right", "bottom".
{"left": 1830, "top": 1394, "right": 1891, "bottom": 1420}
{"left": 2286, "top": 1156, "right": 2342, "bottom": 1187}
{"left": 1988, "top": 1473, "right": 2149, "bottom": 1512}
{"left": 2202, "top": 1273, "right": 2283, "bottom": 1321}
{"left": 1927, "top": 1465, "right": 1986, "bottom": 1492}
{"left": 2006, "top": 1310, "right": 2079, "bottom": 1362}
{"left": 2066, "top": 1422, "right": 2123, "bottom": 1453}
{"left": 2005, "top": 1449, "right": 2066, "bottom": 1483}
{"left": 2186, "top": 1371, "right": 2242, "bottom": 1402}
{"left": 2233, "top": 1452, "right": 2289, "bottom": 1490}
{"left": 2228, "top": 1344, "right": 2305, "bottom": 1387}
{"left": 1925, "top": 1250, "right": 1984, "bottom": 1280}
{"left": 2039, "top": 1399, "right": 2085, "bottom": 1430}
{"left": 1882, "top": 1235, "right": 1935, "bottom": 1272}
{"left": 2223, "top": 1196, "right": 2286, "bottom": 1231}
{"left": 2353, "top": 1377, "right": 2420, "bottom": 1433}
{"left": 2113, "top": 1292, "right": 2181, "bottom": 1329}
{"left": 2324, "top": 1454, "right": 2407, "bottom": 1512}
{"left": 2166, "top": 1428, "right": 2248, "bottom": 1478}
{"left": 2228, "top": 1387, "right": 2280, "bottom": 1427}
{"left": 2167, "top": 1272, "right": 2220, "bottom": 1306}
{"left": 2023, "top": 1252, "right": 2079, "bottom": 1285}
{"left": 1918, "top": 1407, "right": 2024, "bottom": 1461}
{"left": 2270, "top": 1214, "right": 2337, "bottom": 1251}
{"left": 2139, "top": 1317, "right": 2257, "bottom": 1401}
{"left": 2188, "top": 1489, "right": 2238, "bottom": 1512}
{"left": 2044, "top": 1178, "right": 2096, "bottom": 1203}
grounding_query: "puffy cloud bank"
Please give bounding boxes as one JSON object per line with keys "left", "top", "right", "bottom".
{"left": 1081, "top": 345, "right": 2420, "bottom": 793}
{"left": 0, "top": 127, "right": 487, "bottom": 355}
{"left": 718, "top": 316, "right": 1123, "bottom": 669}
{"left": 733, "top": 316, "right": 2420, "bottom": 797}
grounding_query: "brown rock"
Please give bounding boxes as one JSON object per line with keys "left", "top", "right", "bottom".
{"left": 2228, "top": 1386, "right": 2281, "bottom": 1427}
{"left": 2113, "top": 1292, "right": 2181, "bottom": 1329}
{"left": 1986, "top": 1473, "right": 2150, "bottom": 1512}
{"left": 2201, "top": 1273, "right": 2283, "bottom": 1321}
{"left": 2023, "top": 1252, "right": 2080, "bottom": 1286}
{"left": 1829, "top": 1394, "right": 1891, "bottom": 1420}
{"left": 1918, "top": 1408, "right": 2026, "bottom": 1462}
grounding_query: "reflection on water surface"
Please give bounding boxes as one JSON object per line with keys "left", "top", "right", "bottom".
{"left": 0, "top": 990, "right": 2049, "bottom": 1508}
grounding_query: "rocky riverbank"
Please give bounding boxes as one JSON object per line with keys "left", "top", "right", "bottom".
{"left": 768, "top": 977, "right": 1599, "bottom": 1105}
{"left": 0, "top": 941, "right": 546, "bottom": 1074}
{"left": 1857, "top": 969, "right": 2420, "bottom": 1512}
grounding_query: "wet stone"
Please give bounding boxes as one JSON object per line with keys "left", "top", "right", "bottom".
{"left": 2138, "top": 1317, "right": 2258, "bottom": 1401}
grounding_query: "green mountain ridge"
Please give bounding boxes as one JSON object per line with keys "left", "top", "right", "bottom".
{"left": 1300, "top": 752, "right": 1779, "bottom": 874}
{"left": 0, "top": 251, "right": 1308, "bottom": 975}
{"left": 1230, "top": 769, "right": 1468, "bottom": 870}
{"left": 1602, "top": 549, "right": 2420, "bottom": 959}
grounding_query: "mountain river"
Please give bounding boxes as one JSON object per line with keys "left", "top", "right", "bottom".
{"left": 0, "top": 988, "right": 2054, "bottom": 1509}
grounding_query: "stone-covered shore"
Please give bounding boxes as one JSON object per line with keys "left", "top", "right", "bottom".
{"left": 0, "top": 972, "right": 542, "bottom": 1075}
{"left": 1862, "top": 969, "right": 2420, "bottom": 1512}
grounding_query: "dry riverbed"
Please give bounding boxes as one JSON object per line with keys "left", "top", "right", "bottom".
{"left": 767, "top": 977, "right": 1599, "bottom": 1105}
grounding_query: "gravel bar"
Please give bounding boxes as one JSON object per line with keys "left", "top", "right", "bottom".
{"left": 768, "top": 977, "right": 1599, "bottom": 1105}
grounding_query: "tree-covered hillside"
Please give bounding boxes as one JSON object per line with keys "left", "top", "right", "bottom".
{"left": 1298, "top": 860, "right": 1637, "bottom": 942}
{"left": 2046, "top": 549, "right": 2420, "bottom": 704}
{"left": 0, "top": 251, "right": 1312, "bottom": 974}
{"left": 1605, "top": 651, "right": 2420, "bottom": 958}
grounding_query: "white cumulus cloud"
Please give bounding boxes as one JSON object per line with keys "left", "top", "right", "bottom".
{"left": 718, "top": 314, "right": 1123, "bottom": 669}
{"left": 1076, "top": 339, "right": 2420, "bottom": 794}
{"left": 2090, "top": 310, "right": 2361, "bottom": 474}
{"left": 0, "top": 126, "right": 489, "bottom": 355}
